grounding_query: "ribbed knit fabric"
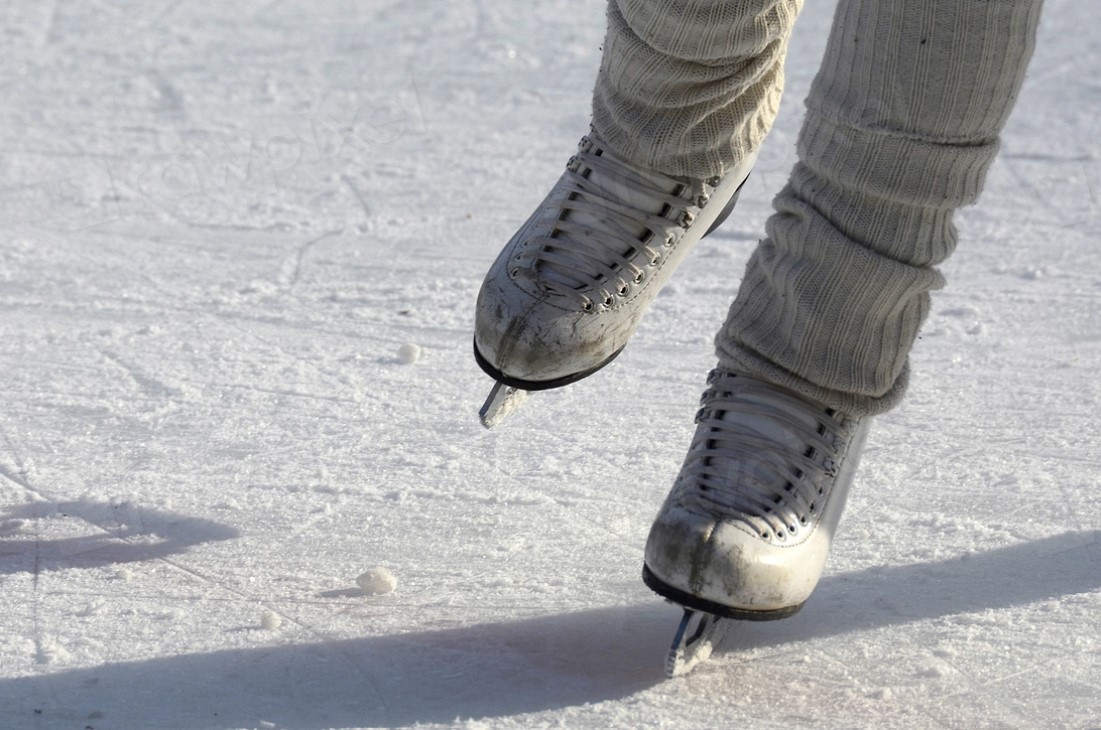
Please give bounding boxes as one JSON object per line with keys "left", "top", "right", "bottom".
{"left": 716, "top": 0, "right": 1044, "bottom": 415}
{"left": 592, "top": 0, "right": 803, "bottom": 179}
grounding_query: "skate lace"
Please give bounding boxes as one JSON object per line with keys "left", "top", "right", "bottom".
{"left": 515, "top": 136, "right": 716, "bottom": 310}
{"left": 676, "top": 370, "right": 853, "bottom": 544}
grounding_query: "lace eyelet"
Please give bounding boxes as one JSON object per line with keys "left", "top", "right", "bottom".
{"left": 618, "top": 284, "right": 629, "bottom": 296}
{"left": 580, "top": 298, "right": 594, "bottom": 312}
{"left": 508, "top": 268, "right": 519, "bottom": 279}
{"left": 633, "top": 271, "right": 644, "bottom": 284}
{"left": 663, "top": 234, "right": 676, "bottom": 248}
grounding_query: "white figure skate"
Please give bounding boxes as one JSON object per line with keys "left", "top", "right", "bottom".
{"left": 644, "top": 369, "right": 871, "bottom": 676}
{"left": 474, "top": 134, "right": 755, "bottom": 427}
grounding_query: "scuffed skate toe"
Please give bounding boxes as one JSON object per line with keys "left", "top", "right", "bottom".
{"left": 473, "top": 278, "right": 625, "bottom": 389}
{"left": 643, "top": 505, "right": 812, "bottom": 619}
{"left": 641, "top": 369, "right": 872, "bottom": 620}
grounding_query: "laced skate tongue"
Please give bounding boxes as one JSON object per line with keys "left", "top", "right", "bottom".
{"left": 699, "top": 378, "right": 833, "bottom": 522}
{"left": 539, "top": 146, "right": 684, "bottom": 292}
{"left": 717, "top": 388, "right": 822, "bottom": 461}
{"left": 574, "top": 150, "right": 679, "bottom": 237}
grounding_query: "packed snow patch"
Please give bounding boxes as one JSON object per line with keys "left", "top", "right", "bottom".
{"left": 357, "top": 567, "right": 398, "bottom": 595}
{"left": 260, "top": 610, "right": 282, "bottom": 630}
{"left": 397, "top": 343, "right": 423, "bottom": 364}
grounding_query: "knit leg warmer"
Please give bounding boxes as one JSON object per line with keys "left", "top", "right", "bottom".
{"left": 592, "top": 0, "right": 803, "bottom": 179}
{"left": 717, "top": 0, "right": 1044, "bottom": 415}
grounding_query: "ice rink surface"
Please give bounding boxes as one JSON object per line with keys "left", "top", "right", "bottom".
{"left": 1, "top": 1, "right": 1099, "bottom": 728}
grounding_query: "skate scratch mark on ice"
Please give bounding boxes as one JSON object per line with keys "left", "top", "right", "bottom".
{"left": 177, "top": 221, "right": 280, "bottom": 233}
{"left": 0, "top": 442, "right": 389, "bottom": 713}
{"left": 144, "top": 69, "right": 188, "bottom": 123}
{"left": 0, "top": 432, "right": 55, "bottom": 555}
{"left": 217, "top": 318, "right": 353, "bottom": 390}
{"left": 199, "top": 308, "right": 364, "bottom": 340}
{"left": 30, "top": 501, "right": 47, "bottom": 666}
{"left": 99, "top": 349, "right": 183, "bottom": 399}
{"left": 341, "top": 175, "right": 372, "bottom": 222}
{"left": 340, "top": 174, "right": 409, "bottom": 284}
{"left": 938, "top": 658, "right": 1057, "bottom": 698}
{"left": 0, "top": 439, "right": 34, "bottom": 494}
{"left": 1083, "top": 160, "right": 1100, "bottom": 214}
{"left": 199, "top": 319, "right": 361, "bottom": 405}
{"left": 0, "top": 431, "right": 51, "bottom": 667}
{"left": 485, "top": 464, "right": 639, "bottom": 555}
{"left": 999, "top": 148, "right": 1065, "bottom": 225}
{"left": 147, "top": 555, "right": 393, "bottom": 720}
{"left": 276, "top": 230, "right": 340, "bottom": 291}
{"left": 41, "top": 0, "right": 63, "bottom": 46}
{"left": 921, "top": 660, "right": 1051, "bottom": 727}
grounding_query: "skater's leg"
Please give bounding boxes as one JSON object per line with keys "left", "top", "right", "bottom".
{"left": 646, "top": 0, "right": 1044, "bottom": 616}
{"left": 717, "top": 0, "right": 1045, "bottom": 416}
{"left": 474, "top": 0, "right": 802, "bottom": 398}
{"left": 593, "top": 0, "right": 803, "bottom": 178}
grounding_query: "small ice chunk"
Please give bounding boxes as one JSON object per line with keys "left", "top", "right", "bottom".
{"left": 356, "top": 567, "right": 397, "bottom": 595}
{"left": 397, "top": 343, "right": 422, "bottom": 364}
{"left": 260, "top": 610, "right": 282, "bottom": 630}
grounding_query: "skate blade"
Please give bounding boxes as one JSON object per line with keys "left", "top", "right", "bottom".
{"left": 665, "top": 607, "right": 728, "bottom": 678}
{"left": 479, "top": 381, "right": 529, "bottom": 429}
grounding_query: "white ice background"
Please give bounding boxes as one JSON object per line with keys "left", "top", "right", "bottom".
{"left": 1, "top": 1, "right": 1099, "bottom": 728}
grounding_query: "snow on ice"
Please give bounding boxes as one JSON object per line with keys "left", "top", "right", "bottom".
{"left": 357, "top": 567, "right": 398, "bottom": 596}
{"left": 0, "top": 0, "right": 1098, "bottom": 728}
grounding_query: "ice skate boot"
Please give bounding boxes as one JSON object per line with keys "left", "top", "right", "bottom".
{"left": 475, "top": 134, "right": 755, "bottom": 427}
{"left": 643, "top": 369, "right": 871, "bottom": 676}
